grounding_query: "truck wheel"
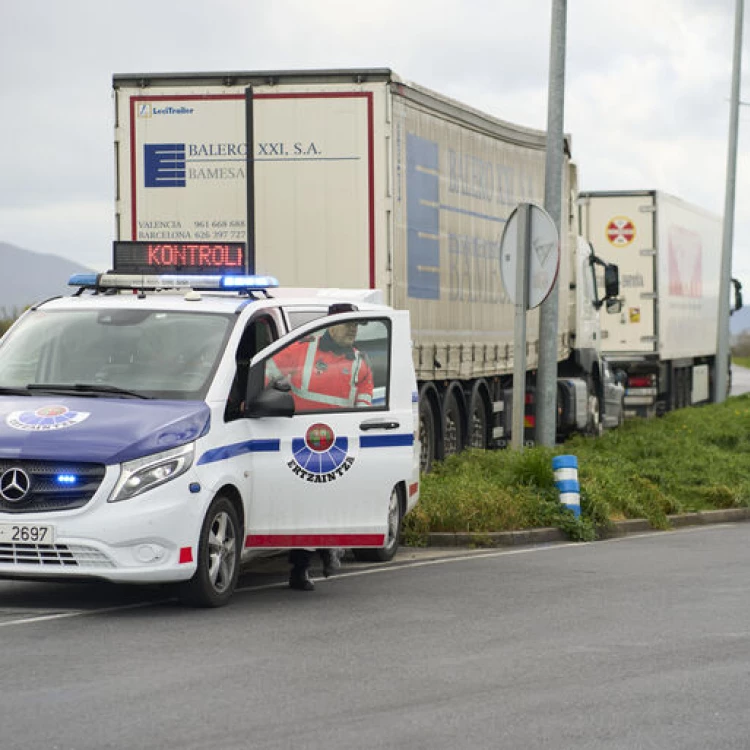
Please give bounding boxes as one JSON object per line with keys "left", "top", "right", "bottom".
{"left": 353, "top": 486, "right": 402, "bottom": 562}
{"left": 177, "top": 495, "right": 241, "bottom": 608}
{"left": 419, "top": 397, "right": 437, "bottom": 474}
{"left": 586, "top": 391, "right": 603, "bottom": 437}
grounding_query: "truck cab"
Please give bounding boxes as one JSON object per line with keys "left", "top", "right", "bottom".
{"left": 0, "top": 256, "right": 420, "bottom": 607}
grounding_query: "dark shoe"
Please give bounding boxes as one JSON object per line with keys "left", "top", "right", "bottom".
{"left": 318, "top": 549, "right": 340, "bottom": 578}
{"left": 289, "top": 568, "right": 315, "bottom": 591}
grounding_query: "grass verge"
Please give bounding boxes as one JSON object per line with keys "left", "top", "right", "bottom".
{"left": 403, "top": 393, "right": 750, "bottom": 546}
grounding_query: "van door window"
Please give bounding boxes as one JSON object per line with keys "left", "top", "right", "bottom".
{"left": 225, "top": 315, "right": 279, "bottom": 421}
{"left": 263, "top": 318, "right": 390, "bottom": 413}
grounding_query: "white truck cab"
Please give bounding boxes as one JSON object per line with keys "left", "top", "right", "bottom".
{"left": 0, "top": 249, "right": 420, "bottom": 607}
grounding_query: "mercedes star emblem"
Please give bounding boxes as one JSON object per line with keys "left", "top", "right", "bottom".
{"left": 0, "top": 468, "right": 32, "bottom": 503}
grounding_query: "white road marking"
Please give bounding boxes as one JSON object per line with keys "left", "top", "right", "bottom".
{"left": 0, "top": 524, "right": 739, "bottom": 628}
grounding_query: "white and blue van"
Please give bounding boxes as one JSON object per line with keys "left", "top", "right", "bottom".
{"left": 0, "top": 260, "right": 420, "bottom": 607}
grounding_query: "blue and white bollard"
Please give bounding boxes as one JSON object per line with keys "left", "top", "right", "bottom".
{"left": 552, "top": 455, "right": 580, "bottom": 517}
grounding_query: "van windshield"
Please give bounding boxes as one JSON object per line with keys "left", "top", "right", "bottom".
{"left": 0, "top": 308, "right": 235, "bottom": 400}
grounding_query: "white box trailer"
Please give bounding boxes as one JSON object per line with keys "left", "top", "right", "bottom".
{"left": 113, "top": 68, "right": 622, "bottom": 469}
{"left": 578, "top": 189, "right": 741, "bottom": 417}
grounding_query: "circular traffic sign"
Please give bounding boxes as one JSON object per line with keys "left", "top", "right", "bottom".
{"left": 500, "top": 203, "right": 560, "bottom": 309}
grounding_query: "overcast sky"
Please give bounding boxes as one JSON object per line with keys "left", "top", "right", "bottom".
{"left": 2, "top": 0, "right": 750, "bottom": 292}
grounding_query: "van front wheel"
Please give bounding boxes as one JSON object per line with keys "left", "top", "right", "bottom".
{"left": 177, "top": 495, "right": 241, "bottom": 608}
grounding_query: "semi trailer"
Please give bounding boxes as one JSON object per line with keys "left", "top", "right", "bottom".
{"left": 113, "top": 68, "right": 622, "bottom": 470}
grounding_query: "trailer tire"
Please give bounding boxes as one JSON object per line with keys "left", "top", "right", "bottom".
{"left": 442, "top": 385, "right": 465, "bottom": 457}
{"left": 682, "top": 368, "right": 692, "bottom": 407}
{"left": 468, "top": 381, "right": 490, "bottom": 450}
{"left": 353, "top": 485, "right": 402, "bottom": 562}
{"left": 177, "top": 495, "right": 241, "bottom": 608}
{"left": 418, "top": 391, "right": 438, "bottom": 474}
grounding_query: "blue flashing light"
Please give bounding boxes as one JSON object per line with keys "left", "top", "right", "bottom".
{"left": 56, "top": 474, "right": 78, "bottom": 485}
{"left": 221, "top": 275, "right": 279, "bottom": 290}
{"left": 68, "top": 273, "right": 99, "bottom": 287}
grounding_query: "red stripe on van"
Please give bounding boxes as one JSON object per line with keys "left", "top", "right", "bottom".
{"left": 245, "top": 534, "right": 385, "bottom": 548}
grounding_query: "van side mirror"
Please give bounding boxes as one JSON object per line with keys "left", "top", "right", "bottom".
{"left": 244, "top": 361, "right": 295, "bottom": 418}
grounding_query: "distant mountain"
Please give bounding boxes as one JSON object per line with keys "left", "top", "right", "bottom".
{"left": 0, "top": 242, "right": 95, "bottom": 316}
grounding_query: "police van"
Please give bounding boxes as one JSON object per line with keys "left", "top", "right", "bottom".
{"left": 0, "top": 243, "right": 420, "bottom": 607}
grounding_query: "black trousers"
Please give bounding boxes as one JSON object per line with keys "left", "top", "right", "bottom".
{"left": 289, "top": 549, "right": 314, "bottom": 570}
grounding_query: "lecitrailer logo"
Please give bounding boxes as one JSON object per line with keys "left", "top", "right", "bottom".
{"left": 137, "top": 103, "right": 195, "bottom": 117}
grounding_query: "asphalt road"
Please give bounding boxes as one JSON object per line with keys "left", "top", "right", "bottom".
{"left": 2, "top": 524, "right": 750, "bottom": 749}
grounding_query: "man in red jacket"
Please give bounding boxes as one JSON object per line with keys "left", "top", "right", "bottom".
{"left": 269, "top": 320, "right": 374, "bottom": 590}
{"left": 268, "top": 320, "right": 373, "bottom": 412}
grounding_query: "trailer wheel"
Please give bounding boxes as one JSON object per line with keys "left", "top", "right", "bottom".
{"left": 468, "top": 382, "right": 489, "bottom": 449}
{"left": 419, "top": 396, "right": 437, "bottom": 474}
{"left": 682, "top": 368, "right": 692, "bottom": 407}
{"left": 443, "top": 387, "right": 465, "bottom": 457}
{"left": 177, "top": 495, "right": 241, "bottom": 608}
{"left": 353, "top": 486, "right": 402, "bottom": 562}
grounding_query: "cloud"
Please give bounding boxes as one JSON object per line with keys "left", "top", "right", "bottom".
{"left": 1, "top": 0, "right": 749, "bottom": 290}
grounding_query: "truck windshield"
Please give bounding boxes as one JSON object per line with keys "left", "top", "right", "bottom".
{"left": 0, "top": 308, "right": 234, "bottom": 400}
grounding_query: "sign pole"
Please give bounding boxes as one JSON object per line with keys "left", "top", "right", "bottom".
{"left": 500, "top": 202, "right": 560, "bottom": 450}
{"left": 537, "top": 0, "right": 567, "bottom": 446}
{"left": 512, "top": 204, "right": 531, "bottom": 450}
{"left": 245, "top": 86, "right": 256, "bottom": 275}
{"left": 714, "top": 0, "right": 743, "bottom": 403}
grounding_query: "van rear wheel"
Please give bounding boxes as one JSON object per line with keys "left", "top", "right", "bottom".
{"left": 353, "top": 486, "right": 401, "bottom": 563}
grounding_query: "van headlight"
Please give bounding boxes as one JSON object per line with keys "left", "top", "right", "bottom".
{"left": 109, "top": 443, "right": 195, "bottom": 503}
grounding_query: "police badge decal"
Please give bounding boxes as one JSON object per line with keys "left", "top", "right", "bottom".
{"left": 286, "top": 422, "right": 355, "bottom": 483}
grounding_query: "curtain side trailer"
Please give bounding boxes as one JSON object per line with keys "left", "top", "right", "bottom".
{"left": 114, "top": 68, "right": 622, "bottom": 469}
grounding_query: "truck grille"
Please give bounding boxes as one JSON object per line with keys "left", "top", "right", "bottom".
{"left": 0, "top": 542, "right": 115, "bottom": 568}
{"left": 0, "top": 460, "right": 106, "bottom": 514}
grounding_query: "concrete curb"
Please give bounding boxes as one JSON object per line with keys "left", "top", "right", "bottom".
{"left": 419, "top": 508, "right": 750, "bottom": 548}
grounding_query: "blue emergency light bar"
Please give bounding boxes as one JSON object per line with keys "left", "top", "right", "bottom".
{"left": 68, "top": 273, "right": 279, "bottom": 293}
{"left": 221, "top": 275, "right": 279, "bottom": 290}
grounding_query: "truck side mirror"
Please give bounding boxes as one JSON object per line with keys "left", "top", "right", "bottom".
{"left": 604, "top": 264, "right": 620, "bottom": 299}
{"left": 588, "top": 248, "right": 620, "bottom": 310}
{"left": 732, "top": 278, "right": 743, "bottom": 313}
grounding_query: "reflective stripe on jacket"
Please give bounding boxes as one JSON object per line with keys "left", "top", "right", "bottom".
{"left": 268, "top": 335, "right": 373, "bottom": 411}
